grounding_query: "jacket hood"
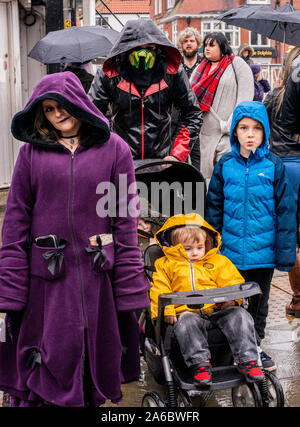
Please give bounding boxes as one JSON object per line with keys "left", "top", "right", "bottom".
{"left": 11, "top": 71, "right": 110, "bottom": 148}
{"left": 155, "top": 213, "right": 220, "bottom": 260}
{"left": 230, "top": 101, "right": 270, "bottom": 159}
{"left": 237, "top": 43, "right": 254, "bottom": 57}
{"left": 103, "top": 19, "right": 181, "bottom": 77}
{"left": 250, "top": 64, "right": 260, "bottom": 76}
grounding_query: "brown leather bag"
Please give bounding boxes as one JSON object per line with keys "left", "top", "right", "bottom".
{"left": 289, "top": 246, "right": 300, "bottom": 292}
{"left": 286, "top": 190, "right": 300, "bottom": 315}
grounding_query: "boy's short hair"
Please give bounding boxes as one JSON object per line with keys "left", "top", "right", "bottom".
{"left": 170, "top": 226, "right": 206, "bottom": 246}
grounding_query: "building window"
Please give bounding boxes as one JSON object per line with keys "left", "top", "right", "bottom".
{"left": 249, "top": 31, "right": 270, "bottom": 47}
{"left": 167, "top": 0, "right": 175, "bottom": 9}
{"left": 158, "top": 0, "right": 162, "bottom": 14}
{"left": 172, "top": 20, "right": 177, "bottom": 46}
{"left": 96, "top": 15, "right": 109, "bottom": 28}
{"left": 202, "top": 20, "right": 240, "bottom": 48}
{"left": 154, "top": 0, "right": 158, "bottom": 15}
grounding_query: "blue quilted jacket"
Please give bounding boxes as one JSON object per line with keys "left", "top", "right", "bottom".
{"left": 206, "top": 101, "right": 296, "bottom": 271}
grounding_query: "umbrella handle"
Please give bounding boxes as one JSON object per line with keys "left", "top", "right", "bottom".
{"left": 282, "top": 23, "right": 286, "bottom": 74}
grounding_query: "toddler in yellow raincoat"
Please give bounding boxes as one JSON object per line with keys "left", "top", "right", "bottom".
{"left": 150, "top": 213, "right": 264, "bottom": 387}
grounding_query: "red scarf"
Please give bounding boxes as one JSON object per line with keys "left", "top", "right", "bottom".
{"left": 191, "top": 55, "right": 234, "bottom": 112}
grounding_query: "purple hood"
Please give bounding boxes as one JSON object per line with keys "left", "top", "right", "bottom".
{"left": 0, "top": 71, "right": 150, "bottom": 406}
{"left": 11, "top": 71, "right": 110, "bottom": 148}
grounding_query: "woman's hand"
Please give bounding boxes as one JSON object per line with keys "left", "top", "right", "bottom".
{"left": 164, "top": 316, "right": 177, "bottom": 324}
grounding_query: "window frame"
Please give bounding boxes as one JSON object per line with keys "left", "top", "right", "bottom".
{"left": 201, "top": 18, "right": 240, "bottom": 48}
{"left": 248, "top": 31, "right": 271, "bottom": 47}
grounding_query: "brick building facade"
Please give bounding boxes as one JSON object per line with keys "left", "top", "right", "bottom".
{"left": 150, "top": 0, "right": 300, "bottom": 64}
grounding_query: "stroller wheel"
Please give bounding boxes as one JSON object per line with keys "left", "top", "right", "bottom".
{"left": 232, "top": 383, "right": 263, "bottom": 407}
{"left": 262, "top": 371, "right": 285, "bottom": 407}
{"left": 141, "top": 391, "right": 166, "bottom": 407}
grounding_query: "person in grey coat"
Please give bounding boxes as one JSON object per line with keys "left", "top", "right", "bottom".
{"left": 191, "top": 33, "right": 254, "bottom": 182}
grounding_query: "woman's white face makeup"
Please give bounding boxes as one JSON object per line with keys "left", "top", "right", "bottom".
{"left": 41, "top": 99, "right": 82, "bottom": 136}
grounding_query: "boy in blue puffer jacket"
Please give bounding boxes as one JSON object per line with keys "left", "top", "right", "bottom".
{"left": 206, "top": 101, "right": 296, "bottom": 371}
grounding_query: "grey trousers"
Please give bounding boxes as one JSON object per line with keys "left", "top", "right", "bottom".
{"left": 173, "top": 307, "right": 258, "bottom": 368}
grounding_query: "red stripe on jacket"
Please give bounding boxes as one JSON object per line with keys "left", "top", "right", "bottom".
{"left": 170, "top": 126, "right": 191, "bottom": 162}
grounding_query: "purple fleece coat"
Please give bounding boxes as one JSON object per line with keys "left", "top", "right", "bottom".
{"left": 0, "top": 72, "right": 150, "bottom": 406}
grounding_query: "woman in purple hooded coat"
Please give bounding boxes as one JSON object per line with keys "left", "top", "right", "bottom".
{"left": 0, "top": 72, "right": 150, "bottom": 407}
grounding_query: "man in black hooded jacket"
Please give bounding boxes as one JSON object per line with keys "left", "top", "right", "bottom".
{"left": 282, "top": 55, "right": 300, "bottom": 134}
{"left": 88, "top": 19, "right": 202, "bottom": 161}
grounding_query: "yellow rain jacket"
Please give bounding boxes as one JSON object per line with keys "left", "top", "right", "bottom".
{"left": 150, "top": 213, "right": 244, "bottom": 320}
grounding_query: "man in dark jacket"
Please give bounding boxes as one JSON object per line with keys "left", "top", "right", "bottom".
{"left": 282, "top": 54, "right": 300, "bottom": 134}
{"left": 178, "top": 27, "right": 202, "bottom": 79}
{"left": 176, "top": 27, "right": 202, "bottom": 169}
{"left": 88, "top": 19, "right": 202, "bottom": 161}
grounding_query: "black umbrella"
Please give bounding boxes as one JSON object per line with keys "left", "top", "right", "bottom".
{"left": 28, "top": 25, "right": 120, "bottom": 64}
{"left": 217, "top": 2, "right": 300, "bottom": 47}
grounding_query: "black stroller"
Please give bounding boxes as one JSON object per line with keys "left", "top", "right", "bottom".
{"left": 135, "top": 160, "right": 284, "bottom": 408}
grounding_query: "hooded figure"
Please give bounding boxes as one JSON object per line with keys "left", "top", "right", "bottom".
{"left": 206, "top": 101, "right": 296, "bottom": 272}
{"left": 206, "top": 102, "right": 296, "bottom": 360}
{"left": 237, "top": 43, "right": 254, "bottom": 66}
{"left": 63, "top": 61, "right": 94, "bottom": 93}
{"left": 250, "top": 64, "right": 271, "bottom": 102}
{"left": 150, "top": 213, "right": 244, "bottom": 320}
{"left": 88, "top": 19, "right": 202, "bottom": 161}
{"left": 0, "top": 72, "right": 150, "bottom": 406}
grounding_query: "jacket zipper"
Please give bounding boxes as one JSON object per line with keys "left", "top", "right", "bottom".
{"left": 69, "top": 151, "right": 87, "bottom": 394}
{"left": 141, "top": 98, "right": 144, "bottom": 159}
{"left": 242, "top": 165, "right": 249, "bottom": 267}
{"left": 70, "top": 152, "right": 87, "bottom": 329}
{"left": 177, "top": 250, "right": 196, "bottom": 291}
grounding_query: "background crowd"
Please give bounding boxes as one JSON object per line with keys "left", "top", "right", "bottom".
{"left": 0, "top": 18, "right": 298, "bottom": 407}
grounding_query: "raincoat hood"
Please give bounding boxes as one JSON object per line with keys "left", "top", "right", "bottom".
{"left": 11, "top": 71, "right": 110, "bottom": 148}
{"left": 155, "top": 213, "right": 220, "bottom": 261}
{"left": 229, "top": 101, "right": 270, "bottom": 159}
{"left": 150, "top": 213, "right": 245, "bottom": 319}
{"left": 250, "top": 64, "right": 260, "bottom": 76}
{"left": 237, "top": 43, "right": 254, "bottom": 58}
{"left": 103, "top": 19, "right": 181, "bottom": 77}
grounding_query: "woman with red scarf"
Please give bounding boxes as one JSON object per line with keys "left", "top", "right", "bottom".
{"left": 191, "top": 32, "right": 254, "bottom": 182}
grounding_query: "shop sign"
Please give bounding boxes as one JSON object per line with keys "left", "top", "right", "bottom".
{"left": 253, "top": 47, "right": 278, "bottom": 58}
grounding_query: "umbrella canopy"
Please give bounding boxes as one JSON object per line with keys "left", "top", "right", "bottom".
{"left": 217, "top": 2, "right": 300, "bottom": 46}
{"left": 28, "top": 25, "right": 120, "bottom": 64}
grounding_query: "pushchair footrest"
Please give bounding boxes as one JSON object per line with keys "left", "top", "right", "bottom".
{"left": 174, "top": 365, "right": 247, "bottom": 391}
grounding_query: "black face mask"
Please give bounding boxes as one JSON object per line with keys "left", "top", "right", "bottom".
{"left": 118, "top": 49, "right": 167, "bottom": 88}
{"left": 128, "top": 48, "right": 156, "bottom": 71}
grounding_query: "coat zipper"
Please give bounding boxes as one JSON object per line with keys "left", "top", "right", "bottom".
{"left": 177, "top": 250, "right": 196, "bottom": 291}
{"left": 69, "top": 152, "right": 87, "bottom": 329}
{"left": 141, "top": 98, "right": 144, "bottom": 159}
{"left": 242, "top": 165, "right": 249, "bottom": 267}
{"left": 69, "top": 152, "right": 87, "bottom": 394}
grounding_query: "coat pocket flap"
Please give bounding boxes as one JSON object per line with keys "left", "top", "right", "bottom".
{"left": 31, "top": 242, "right": 66, "bottom": 281}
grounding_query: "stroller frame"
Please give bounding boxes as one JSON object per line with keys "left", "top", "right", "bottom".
{"left": 141, "top": 280, "right": 284, "bottom": 407}
{"left": 134, "top": 159, "right": 284, "bottom": 407}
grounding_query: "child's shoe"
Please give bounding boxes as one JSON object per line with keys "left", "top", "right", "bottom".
{"left": 193, "top": 361, "right": 212, "bottom": 387}
{"left": 259, "top": 350, "right": 277, "bottom": 371}
{"left": 238, "top": 361, "right": 264, "bottom": 382}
